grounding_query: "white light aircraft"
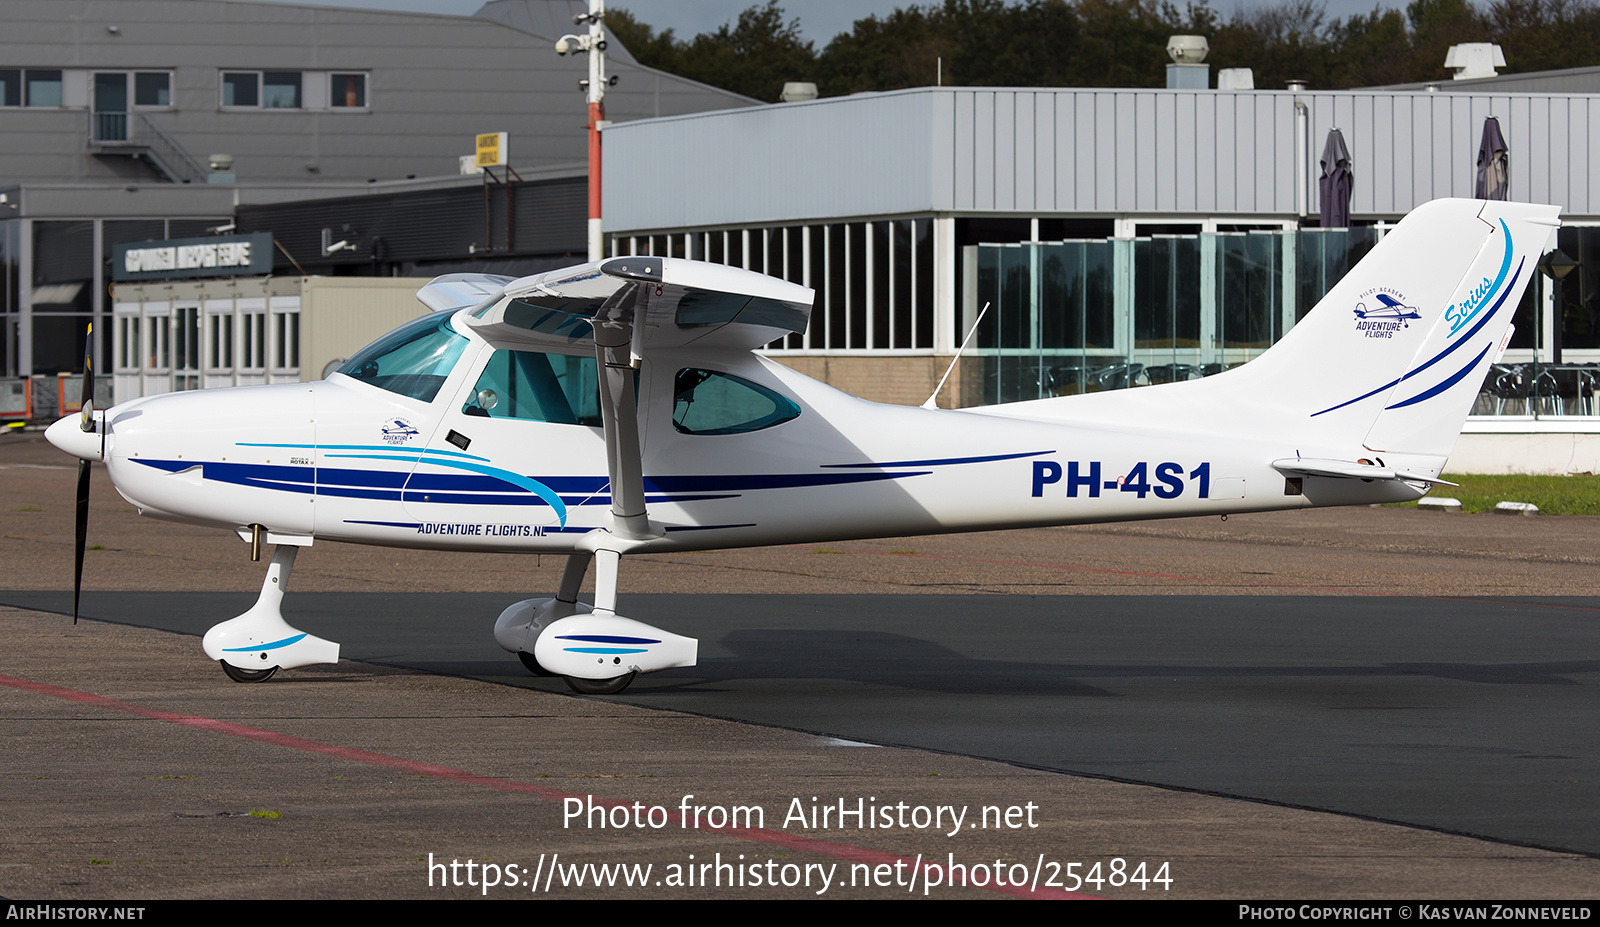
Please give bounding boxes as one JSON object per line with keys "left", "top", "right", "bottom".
{"left": 48, "top": 198, "right": 1557, "bottom": 693}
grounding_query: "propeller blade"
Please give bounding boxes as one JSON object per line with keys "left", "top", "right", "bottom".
{"left": 74, "top": 323, "right": 93, "bottom": 624}
{"left": 73, "top": 458, "right": 89, "bottom": 624}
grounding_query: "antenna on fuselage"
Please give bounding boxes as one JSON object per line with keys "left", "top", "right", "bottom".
{"left": 922, "top": 301, "right": 990, "bottom": 410}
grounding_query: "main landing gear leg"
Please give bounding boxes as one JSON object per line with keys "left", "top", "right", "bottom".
{"left": 556, "top": 548, "right": 638, "bottom": 694}
{"left": 202, "top": 545, "right": 340, "bottom": 682}
{"left": 497, "top": 543, "right": 697, "bottom": 695}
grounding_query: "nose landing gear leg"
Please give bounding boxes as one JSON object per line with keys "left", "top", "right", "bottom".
{"left": 202, "top": 545, "right": 340, "bottom": 682}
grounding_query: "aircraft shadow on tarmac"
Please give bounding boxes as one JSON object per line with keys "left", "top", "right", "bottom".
{"left": 6, "top": 591, "right": 1598, "bottom": 695}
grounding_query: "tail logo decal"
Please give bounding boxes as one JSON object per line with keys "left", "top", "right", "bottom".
{"left": 1312, "top": 220, "right": 1518, "bottom": 418}
{"left": 1353, "top": 289, "right": 1420, "bottom": 338}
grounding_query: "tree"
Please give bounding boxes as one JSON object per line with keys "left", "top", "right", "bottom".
{"left": 606, "top": 8, "right": 684, "bottom": 73}
{"left": 815, "top": 6, "right": 950, "bottom": 95}
{"left": 611, "top": 2, "right": 816, "bottom": 101}
{"left": 1326, "top": 7, "right": 1413, "bottom": 86}
{"left": 613, "top": 0, "right": 1600, "bottom": 98}
{"left": 1406, "top": 0, "right": 1487, "bottom": 79}
{"left": 1486, "top": 0, "right": 1600, "bottom": 73}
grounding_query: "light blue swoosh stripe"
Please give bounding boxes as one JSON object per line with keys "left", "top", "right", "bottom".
{"left": 223, "top": 633, "right": 308, "bottom": 652}
{"left": 413, "top": 458, "right": 569, "bottom": 526}
{"left": 237, "top": 442, "right": 490, "bottom": 462}
{"left": 327, "top": 453, "right": 569, "bottom": 525}
{"left": 1447, "top": 220, "right": 1513, "bottom": 337}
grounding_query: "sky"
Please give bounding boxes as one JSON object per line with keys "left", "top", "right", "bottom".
{"left": 252, "top": 0, "right": 1412, "bottom": 47}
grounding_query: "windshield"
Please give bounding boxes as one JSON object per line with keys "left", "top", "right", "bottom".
{"left": 337, "top": 312, "right": 469, "bottom": 402}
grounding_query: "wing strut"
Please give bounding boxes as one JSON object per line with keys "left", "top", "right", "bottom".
{"left": 591, "top": 283, "right": 657, "bottom": 541}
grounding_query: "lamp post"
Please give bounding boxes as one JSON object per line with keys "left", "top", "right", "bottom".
{"left": 1534, "top": 247, "right": 1578, "bottom": 416}
{"left": 1539, "top": 248, "right": 1577, "bottom": 365}
{"left": 556, "top": 0, "right": 613, "bottom": 261}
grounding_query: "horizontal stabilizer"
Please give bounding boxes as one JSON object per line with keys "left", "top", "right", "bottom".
{"left": 1271, "top": 457, "right": 1457, "bottom": 486}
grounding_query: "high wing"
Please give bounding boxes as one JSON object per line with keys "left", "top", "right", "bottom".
{"left": 422, "top": 257, "right": 813, "bottom": 355}
{"left": 414, "top": 272, "right": 515, "bottom": 313}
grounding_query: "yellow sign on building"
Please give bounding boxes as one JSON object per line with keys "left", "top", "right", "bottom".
{"left": 475, "top": 132, "right": 508, "bottom": 168}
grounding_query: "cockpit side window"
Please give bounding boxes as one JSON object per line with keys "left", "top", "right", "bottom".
{"left": 337, "top": 312, "right": 468, "bottom": 402}
{"left": 672, "top": 368, "right": 800, "bottom": 435}
{"left": 462, "top": 349, "right": 602, "bottom": 426}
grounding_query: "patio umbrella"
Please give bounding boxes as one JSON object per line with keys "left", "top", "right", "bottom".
{"left": 1318, "top": 128, "right": 1352, "bottom": 228}
{"left": 1476, "top": 116, "right": 1509, "bottom": 200}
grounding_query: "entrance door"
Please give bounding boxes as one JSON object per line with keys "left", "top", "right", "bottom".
{"left": 93, "top": 73, "right": 128, "bottom": 142}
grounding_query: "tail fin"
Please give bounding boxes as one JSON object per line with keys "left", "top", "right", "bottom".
{"left": 1228, "top": 199, "right": 1557, "bottom": 456}
{"left": 1356, "top": 201, "right": 1556, "bottom": 456}
{"left": 985, "top": 199, "right": 1558, "bottom": 462}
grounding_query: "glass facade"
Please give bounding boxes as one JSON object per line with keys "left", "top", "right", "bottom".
{"left": 969, "top": 227, "right": 1556, "bottom": 413}
{"left": 1468, "top": 224, "right": 1600, "bottom": 418}
{"left": 611, "top": 219, "right": 936, "bottom": 352}
{"left": 4, "top": 216, "right": 228, "bottom": 380}
{"left": 973, "top": 229, "right": 1355, "bottom": 404}
{"left": 30, "top": 220, "right": 94, "bottom": 375}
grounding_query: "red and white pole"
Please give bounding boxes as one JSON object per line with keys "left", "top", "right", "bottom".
{"left": 585, "top": 0, "right": 606, "bottom": 261}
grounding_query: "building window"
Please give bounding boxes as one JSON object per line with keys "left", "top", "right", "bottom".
{"left": 262, "top": 71, "right": 301, "bottom": 109}
{"left": 0, "top": 69, "right": 64, "bottom": 107}
{"left": 221, "top": 72, "right": 258, "bottom": 107}
{"left": 330, "top": 73, "right": 365, "bottom": 108}
{"left": 117, "top": 316, "right": 140, "bottom": 371}
{"left": 208, "top": 312, "right": 233, "bottom": 370}
{"left": 241, "top": 310, "right": 265, "bottom": 369}
{"left": 134, "top": 72, "right": 170, "bottom": 107}
{"left": 146, "top": 314, "right": 170, "bottom": 370}
{"left": 223, "top": 71, "right": 304, "bottom": 108}
{"left": 273, "top": 309, "right": 299, "bottom": 369}
{"left": 221, "top": 71, "right": 366, "bottom": 110}
{"left": 26, "top": 70, "right": 61, "bottom": 106}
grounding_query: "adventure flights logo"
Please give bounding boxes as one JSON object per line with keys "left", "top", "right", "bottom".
{"left": 380, "top": 418, "right": 420, "bottom": 444}
{"left": 1352, "top": 287, "right": 1421, "bottom": 338}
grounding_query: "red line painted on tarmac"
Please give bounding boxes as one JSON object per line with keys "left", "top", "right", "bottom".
{"left": 0, "top": 671, "right": 1096, "bottom": 900}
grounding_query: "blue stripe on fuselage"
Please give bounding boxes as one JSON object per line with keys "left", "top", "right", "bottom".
{"left": 130, "top": 460, "right": 931, "bottom": 507}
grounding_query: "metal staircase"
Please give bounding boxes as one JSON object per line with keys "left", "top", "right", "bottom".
{"left": 88, "top": 112, "right": 209, "bottom": 184}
